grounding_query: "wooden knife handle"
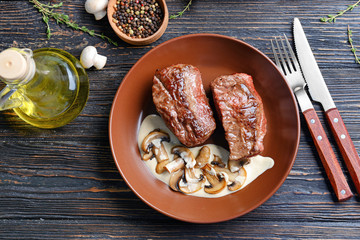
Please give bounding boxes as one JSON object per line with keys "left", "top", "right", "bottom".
{"left": 303, "top": 108, "right": 353, "bottom": 201}
{"left": 326, "top": 108, "right": 360, "bottom": 195}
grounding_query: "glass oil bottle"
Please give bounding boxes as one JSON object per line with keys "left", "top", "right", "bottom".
{"left": 0, "top": 48, "right": 89, "bottom": 128}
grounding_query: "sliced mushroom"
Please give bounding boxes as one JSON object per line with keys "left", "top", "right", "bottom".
{"left": 165, "top": 156, "right": 185, "bottom": 173}
{"left": 171, "top": 146, "right": 196, "bottom": 169}
{"left": 211, "top": 154, "right": 226, "bottom": 168}
{"left": 141, "top": 129, "right": 170, "bottom": 174}
{"left": 201, "top": 163, "right": 227, "bottom": 194}
{"left": 156, "top": 161, "right": 170, "bottom": 174}
{"left": 195, "top": 146, "right": 211, "bottom": 168}
{"left": 228, "top": 167, "right": 246, "bottom": 191}
{"left": 213, "top": 165, "right": 247, "bottom": 191}
{"left": 228, "top": 159, "right": 249, "bottom": 172}
{"left": 178, "top": 167, "right": 205, "bottom": 194}
{"left": 169, "top": 169, "right": 184, "bottom": 192}
{"left": 142, "top": 151, "right": 154, "bottom": 161}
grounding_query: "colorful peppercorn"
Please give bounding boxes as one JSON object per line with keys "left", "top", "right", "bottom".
{"left": 112, "top": 0, "right": 163, "bottom": 39}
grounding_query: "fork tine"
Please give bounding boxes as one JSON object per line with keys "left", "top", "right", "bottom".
{"left": 283, "top": 34, "right": 301, "bottom": 71}
{"left": 279, "top": 35, "right": 295, "bottom": 73}
{"left": 274, "top": 37, "right": 289, "bottom": 75}
{"left": 270, "top": 40, "right": 283, "bottom": 74}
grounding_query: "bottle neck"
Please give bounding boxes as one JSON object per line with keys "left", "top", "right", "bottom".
{"left": 0, "top": 48, "right": 36, "bottom": 87}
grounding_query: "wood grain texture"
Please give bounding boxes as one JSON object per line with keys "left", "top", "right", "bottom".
{"left": 1, "top": 0, "right": 360, "bottom": 239}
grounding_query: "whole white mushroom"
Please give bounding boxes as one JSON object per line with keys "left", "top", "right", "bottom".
{"left": 85, "top": 0, "right": 109, "bottom": 20}
{"left": 80, "top": 46, "right": 107, "bottom": 70}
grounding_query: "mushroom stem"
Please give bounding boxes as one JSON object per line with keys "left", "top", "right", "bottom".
{"left": 172, "top": 146, "right": 196, "bottom": 169}
{"left": 93, "top": 54, "right": 107, "bottom": 69}
{"left": 165, "top": 156, "right": 185, "bottom": 173}
{"left": 141, "top": 129, "right": 170, "bottom": 174}
{"left": 178, "top": 168, "right": 204, "bottom": 194}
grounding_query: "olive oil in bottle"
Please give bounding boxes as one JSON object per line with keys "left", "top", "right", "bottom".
{"left": 0, "top": 48, "right": 89, "bottom": 128}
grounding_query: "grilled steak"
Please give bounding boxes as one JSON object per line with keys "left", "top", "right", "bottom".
{"left": 152, "top": 64, "right": 216, "bottom": 147}
{"left": 211, "top": 73, "right": 267, "bottom": 160}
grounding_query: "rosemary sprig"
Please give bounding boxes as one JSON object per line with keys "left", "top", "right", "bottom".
{"left": 29, "top": 0, "right": 118, "bottom": 46}
{"left": 347, "top": 25, "right": 360, "bottom": 64}
{"left": 170, "top": 0, "right": 192, "bottom": 19}
{"left": 320, "top": 0, "right": 360, "bottom": 23}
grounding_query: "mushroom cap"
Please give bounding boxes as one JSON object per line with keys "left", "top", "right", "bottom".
{"left": 141, "top": 130, "right": 170, "bottom": 173}
{"left": 228, "top": 159, "right": 248, "bottom": 172}
{"left": 141, "top": 129, "right": 170, "bottom": 152}
{"left": 201, "top": 163, "right": 227, "bottom": 194}
{"left": 184, "top": 167, "right": 204, "bottom": 183}
{"left": 213, "top": 165, "right": 247, "bottom": 191}
{"left": 172, "top": 146, "right": 196, "bottom": 168}
{"left": 85, "top": 0, "right": 108, "bottom": 14}
{"left": 195, "top": 146, "right": 211, "bottom": 168}
{"left": 178, "top": 168, "right": 204, "bottom": 194}
{"left": 211, "top": 154, "right": 226, "bottom": 168}
{"left": 179, "top": 180, "right": 203, "bottom": 194}
{"left": 228, "top": 167, "right": 247, "bottom": 191}
{"left": 213, "top": 165, "right": 238, "bottom": 182}
{"left": 169, "top": 169, "right": 184, "bottom": 192}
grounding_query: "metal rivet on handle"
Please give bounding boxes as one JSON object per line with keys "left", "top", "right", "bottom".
{"left": 341, "top": 189, "right": 346, "bottom": 195}
{"left": 317, "top": 136, "right": 322, "bottom": 141}
{"left": 341, "top": 134, "right": 346, "bottom": 139}
{"left": 334, "top": 118, "right": 339, "bottom": 123}
{"left": 311, "top": 119, "right": 315, "bottom": 124}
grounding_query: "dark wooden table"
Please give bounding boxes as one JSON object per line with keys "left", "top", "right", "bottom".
{"left": 1, "top": 0, "right": 360, "bottom": 238}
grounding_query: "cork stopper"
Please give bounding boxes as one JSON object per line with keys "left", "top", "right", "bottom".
{"left": 0, "top": 49, "right": 28, "bottom": 83}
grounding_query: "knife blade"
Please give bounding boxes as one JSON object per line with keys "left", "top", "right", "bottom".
{"left": 293, "top": 17, "right": 360, "bottom": 195}
{"left": 293, "top": 18, "right": 335, "bottom": 111}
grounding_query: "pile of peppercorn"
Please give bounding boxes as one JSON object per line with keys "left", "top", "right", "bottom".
{"left": 112, "top": 0, "right": 164, "bottom": 39}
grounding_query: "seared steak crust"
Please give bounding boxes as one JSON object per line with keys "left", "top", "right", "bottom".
{"left": 152, "top": 64, "right": 216, "bottom": 147}
{"left": 211, "top": 73, "right": 267, "bottom": 160}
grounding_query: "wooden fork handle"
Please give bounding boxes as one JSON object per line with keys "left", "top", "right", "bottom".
{"left": 325, "top": 108, "right": 360, "bottom": 195}
{"left": 303, "top": 108, "right": 353, "bottom": 201}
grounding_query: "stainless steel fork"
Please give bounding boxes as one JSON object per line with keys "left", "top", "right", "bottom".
{"left": 271, "top": 35, "right": 352, "bottom": 201}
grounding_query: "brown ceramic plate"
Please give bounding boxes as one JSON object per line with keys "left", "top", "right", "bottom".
{"left": 109, "top": 34, "right": 300, "bottom": 223}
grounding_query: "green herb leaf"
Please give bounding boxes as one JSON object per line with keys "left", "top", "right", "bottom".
{"left": 170, "top": 0, "right": 192, "bottom": 19}
{"left": 29, "top": 0, "right": 118, "bottom": 46}
{"left": 320, "top": 0, "right": 360, "bottom": 23}
{"left": 347, "top": 25, "right": 360, "bottom": 64}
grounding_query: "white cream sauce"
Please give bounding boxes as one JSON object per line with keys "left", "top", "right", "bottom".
{"left": 138, "top": 114, "right": 274, "bottom": 198}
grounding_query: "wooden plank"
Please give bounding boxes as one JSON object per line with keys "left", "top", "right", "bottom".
{"left": 1, "top": 0, "right": 360, "bottom": 238}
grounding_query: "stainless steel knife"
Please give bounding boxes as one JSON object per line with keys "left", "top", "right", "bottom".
{"left": 294, "top": 17, "right": 360, "bottom": 195}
